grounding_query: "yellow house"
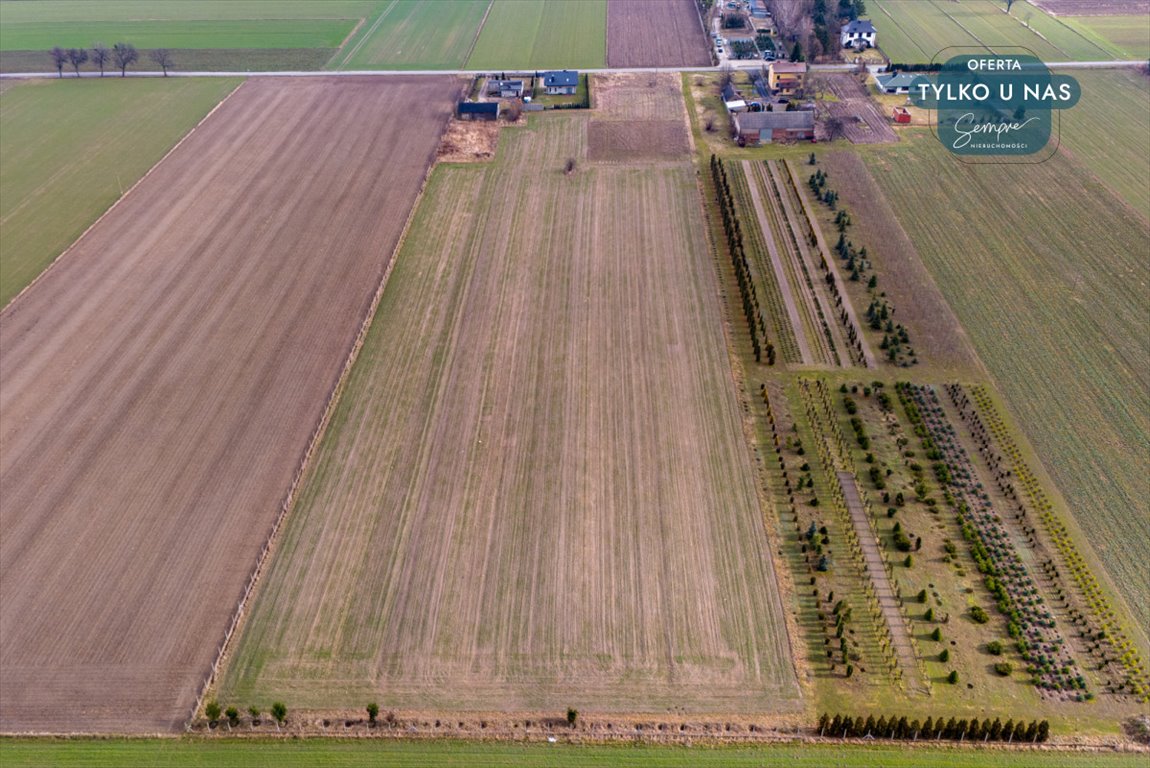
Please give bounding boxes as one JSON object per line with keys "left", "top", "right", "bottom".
{"left": 768, "top": 61, "right": 807, "bottom": 96}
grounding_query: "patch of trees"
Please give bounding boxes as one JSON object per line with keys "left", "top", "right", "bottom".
{"left": 817, "top": 712, "right": 1049, "bottom": 743}
{"left": 710, "top": 155, "right": 775, "bottom": 364}
{"left": 810, "top": 0, "right": 868, "bottom": 60}
{"left": 47, "top": 42, "right": 155, "bottom": 77}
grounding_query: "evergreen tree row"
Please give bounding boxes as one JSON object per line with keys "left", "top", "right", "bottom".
{"left": 710, "top": 154, "right": 774, "bottom": 365}
{"left": 817, "top": 712, "right": 1050, "bottom": 743}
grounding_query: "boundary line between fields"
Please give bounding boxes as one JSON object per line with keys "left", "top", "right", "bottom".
{"left": 463, "top": 0, "right": 495, "bottom": 69}
{"left": 186, "top": 84, "right": 465, "bottom": 728}
{"left": 0, "top": 80, "right": 245, "bottom": 318}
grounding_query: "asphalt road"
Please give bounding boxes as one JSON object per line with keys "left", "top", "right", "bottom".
{"left": 1, "top": 60, "right": 1143, "bottom": 80}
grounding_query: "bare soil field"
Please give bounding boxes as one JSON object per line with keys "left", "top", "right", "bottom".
{"left": 594, "top": 72, "right": 691, "bottom": 121}
{"left": 820, "top": 74, "right": 898, "bottom": 145}
{"left": 221, "top": 108, "right": 800, "bottom": 714}
{"left": 588, "top": 119, "right": 689, "bottom": 161}
{"left": 1031, "top": 0, "right": 1149, "bottom": 15}
{"left": 0, "top": 76, "right": 457, "bottom": 733}
{"left": 607, "top": 0, "right": 710, "bottom": 68}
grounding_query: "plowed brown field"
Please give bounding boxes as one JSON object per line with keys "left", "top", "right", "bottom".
{"left": 607, "top": 0, "right": 710, "bottom": 68}
{"left": 0, "top": 76, "right": 457, "bottom": 733}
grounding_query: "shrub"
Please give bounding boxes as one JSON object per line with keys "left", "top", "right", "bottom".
{"left": 970, "top": 605, "right": 990, "bottom": 624}
{"left": 987, "top": 640, "right": 1004, "bottom": 655}
{"left": 225, "top": 707, "right": 239, "bottom": 727}
{"left": 947, "top": 670, "right": 959, "bottom": 684}
{"left": 271, "top": 702, "right": 287, "bottom": 725}
{"left": 367, "top": 702, "right": 380, "bottom": 724}
{"left": 567, "top": 707, "right": 579, "bottom": 727}
{"left": 939, "top": 648, "right": 950, "bottom": 662}
{"left": 931, "top": 627, "right": 942, "bottom": 641}
{"left": 204, "top": 700, "right": 221, "bottom": 723}
{"left": 994, "top": 662, "right": 1013, "bottom": 676}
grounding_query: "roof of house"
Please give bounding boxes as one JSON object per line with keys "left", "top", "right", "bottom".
{"left": 459, "top": 101, "right": 499, "bottom": 115}
{"left": 542, "top": 70, "right": 579, "bottom": 87}
{"left": 843, "top": 19, "right": 877, "bottom": 35}
{"left": 489, "top": 79, "right": 523, "bottom": 89}
{"left": 770, "top": 61, "right": 807, "bottom": 75}
{"left": 735, "top": 110, "right": 815, "bottom": 132}
{"left": 875, "top": 72, "right": 919, "bottom": 90}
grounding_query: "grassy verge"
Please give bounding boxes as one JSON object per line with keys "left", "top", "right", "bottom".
{"left": 2, "top": 738, "right": 1144, "bottom": 767}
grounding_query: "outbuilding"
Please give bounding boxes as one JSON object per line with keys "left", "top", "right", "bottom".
{"left": 458, "top": 101, "right": 500, "bottom": 121}
{"left": 733, "top": 110, "right": 815, "bottom": 145}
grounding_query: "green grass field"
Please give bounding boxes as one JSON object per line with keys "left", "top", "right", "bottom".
{"left": 0, "top": 19, "right": 355, "bottom": 50}
{"left": 332, "top": 0, "right": 489, "bottom": 70}
{"left": 871, "top": 0, "right": 1117, "bottom": 63}
{"left": 0, "top": 77, "right": 238, "bottom": 306}
{"left": 864, "top": 134, "right": 1150, "bottom": 639}
{"left": 1057, "top": 69, "right": 1150, "bottom": 220}
{"left": 467, "top": 0, "right": 606, "bottom": 70}
{"left": 2, "top": 738, "right": 1143, "bottom": 767}
{"left": 0, "top": 0, "right": 385, "bottom": 70}
{"left": 1064, "top": 14, "right": 1150, "bottom": 59}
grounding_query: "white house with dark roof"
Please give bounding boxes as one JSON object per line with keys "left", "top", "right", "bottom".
{"left": 841, "top": 19, "right": 876, "bottom": 49}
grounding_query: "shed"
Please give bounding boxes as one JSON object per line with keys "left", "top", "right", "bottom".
{"left": 542, "top": 70, "right": 579, "bottom": 95}
{"left": 733, "top": 110, "right": 815, "bottom": 145}
{"left": 458, "top": 101, "right": 500, "bottom": 121}
{"left": 892, "top": 106, "right": 911, "bottom": 124}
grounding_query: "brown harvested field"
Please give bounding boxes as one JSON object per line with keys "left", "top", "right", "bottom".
{"left": 594, "top": 72, "right": 692, "bottom": 121}
{"left": 819, "top": 151, "right": 982, "bottom": 373}
{"left": 221, "top": 107, "right": 800, "bottom": 714}
{"left": 1031, "top": 0, "right": 1149, "bottom": 14}
{"left": 588, "top": 120, "right": 690, "bottom": 161}
{"left": 607, "top": 0, "right": 711, "bottom": 68}
{"left": 0, "top": 76, "right": 457, "bottom": 733}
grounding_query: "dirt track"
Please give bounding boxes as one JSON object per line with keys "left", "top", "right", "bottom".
{"left": 0, "top": 76, "right": 457, "bottom": 733}
{"left": 607, "top": 0, "right": 711, "bottom": 68}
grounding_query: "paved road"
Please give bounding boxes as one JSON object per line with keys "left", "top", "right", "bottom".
{"left": 2, "top": 59, "right": 1142, "bottom": 80}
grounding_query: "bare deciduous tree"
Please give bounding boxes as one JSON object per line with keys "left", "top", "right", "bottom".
{"left": 824, "top": 115, "right": 845, "bottom": 142}
{"left": 50, "top": 46, "right": 67, "bottom": 78}
{"left": 66, "top": 47, "right": 88, "bottom": 76}
{"left": 112, "top": 42, "right": 138, "bottom": 77}
{"left": 150, "top": 48, "right": 174, "bottom": 76}
{"left": 91, "top": 43, "right": 109, "bottom": 76}
{"left": 769, "top": 0, "right": 813, "bottom": 41}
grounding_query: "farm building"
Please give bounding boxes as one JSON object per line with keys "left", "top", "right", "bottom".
{"left": 542, "top": 70, "right": 579, "bottom": 95}
{"left": 768, "top": 61, "right": 807, "bottom": 96}
{"left": 486, "top": 79, "right": 524, "bottom": 98}
{"left": 841, "top": 19, "right": 877, "bottom": 49}
{"left": 733, "top": 110, "right": 815, "bottom": 145}
{"left": 458, "top": 101, "right": 500, "bottom": 121}
{"left": 875, "top": 72, "right": 918, "bottom": 95}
